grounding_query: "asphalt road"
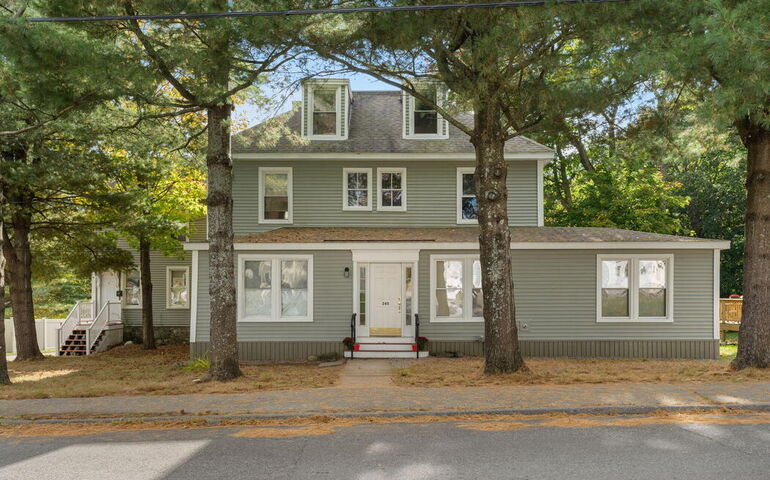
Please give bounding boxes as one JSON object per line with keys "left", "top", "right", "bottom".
{"left": 1, "top": 418, "right": 769, "bottom": 480}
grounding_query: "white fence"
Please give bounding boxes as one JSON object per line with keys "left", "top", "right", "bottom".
{"left": 4, "top": 318, "right": 63, "bottom": 353}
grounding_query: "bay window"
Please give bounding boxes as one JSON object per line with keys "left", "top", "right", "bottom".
{"left": 597, "top": 255, "right": 673, "bottom": 322}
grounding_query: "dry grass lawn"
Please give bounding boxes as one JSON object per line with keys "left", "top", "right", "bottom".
{"left": 1, "top": 344, "right": 342, "bottom": 400}
{"left": 393, "top": 357, "right": 770, "bottom": 387}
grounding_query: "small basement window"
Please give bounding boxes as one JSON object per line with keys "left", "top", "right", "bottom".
{"left": 597, "top": 254, "right": 673, "bottom": 322}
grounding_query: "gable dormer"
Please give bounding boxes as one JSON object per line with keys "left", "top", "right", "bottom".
{"left": 301, "top": 78, "right": 351, "bottom": 140}
{"left": 402, "top": 81, "right": 449, "bottom": 140}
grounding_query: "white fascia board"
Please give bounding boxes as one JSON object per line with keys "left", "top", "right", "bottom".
{"left": 232, "top": 152, "right": 554, "bottom": 161}
{"left": 184, "top": 240, "right": 731, "bottom": 251}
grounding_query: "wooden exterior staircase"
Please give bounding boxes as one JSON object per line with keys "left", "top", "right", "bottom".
{"left": 57, "top": 301, "right": 123, "bottom": 356}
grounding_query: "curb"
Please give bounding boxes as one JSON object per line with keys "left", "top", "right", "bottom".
{"left": 3, "top": 403, "right": 770, "bottom": 426}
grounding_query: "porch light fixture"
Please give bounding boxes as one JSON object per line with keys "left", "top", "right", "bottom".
{"left": 343, "top": 267, "right": 350, "bottom": 278}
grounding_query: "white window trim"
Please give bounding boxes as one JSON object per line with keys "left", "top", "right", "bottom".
{"left": 429, "top": 254, "right": 484, "bottom": 323}
{"left": 456, "top": 167, "right": 478, "bottom": 224}
{"left": 342, "top": 168, "right": 373, "bottom": 211}
{"left": 308, "top": 85, "right": 344, "bottom": 140}
{"left": 377, "top": 167, "right": 407, "bottom": 212}
{"left": 121, "top": 269, "right": 142, "bottom": 310}
{"left": 258, "top": 167, "right": 293, "bottom": 224}
{"left": 166, "top": 266, "right": 190, "bottom": 310}
{"left": 596, "top": 254, "right": 674, "bottom": 323}
{"left": 403, "top": 90, "right": 449, "bottom": 140}
{"left": 237, "top": 254, "right": 313, "bottom": 323}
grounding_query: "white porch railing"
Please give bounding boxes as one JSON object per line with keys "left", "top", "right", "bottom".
{"left": 56, "top": 301, "right": 94, "bottom": 356}
{"left": 86, "top": 301, "right": 121, "bottom": 354}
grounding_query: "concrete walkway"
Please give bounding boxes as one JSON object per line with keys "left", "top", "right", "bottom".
{"left": 1, "top": 377, "right": 769, "bottom": 420}
{"left": 336, "top": 359, "right": 394, "bottom": 388}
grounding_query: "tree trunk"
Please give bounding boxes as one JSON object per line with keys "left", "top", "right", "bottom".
{"left": 732, "top": 121, "right": 770, "bottom": 370}
{"left": 205, "top": 8, "right": 241, "bottom": 380}
{"left": 471, "top": 104, "right": 526, "bottom": 374}
{"left": 0, "top": 216, "right": 12, "bottom": 385}
{"left": 139, "top": 237, "right": 155, "bottom": 350}
{"left": 2, "top": 195, "right": 42, "bottom": 361}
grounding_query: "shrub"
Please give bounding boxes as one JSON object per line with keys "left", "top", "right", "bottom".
{"left": 183, "top": 357, "right": 210, "bottom": 372}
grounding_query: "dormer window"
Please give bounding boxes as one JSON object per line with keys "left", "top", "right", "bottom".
{"left": 302, "top": 79, "right": 350, "bottom": 140}
{"left": 403, "top": 83, "right": 449, "bottom": 139}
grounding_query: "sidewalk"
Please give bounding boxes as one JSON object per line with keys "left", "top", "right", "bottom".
{"left": 1, "top": 378, "right": 769, "bottom": 421}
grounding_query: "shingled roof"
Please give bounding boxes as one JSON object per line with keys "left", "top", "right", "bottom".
{"left": 232, "top": 91, "right": 553, "bottom": 155}
{"left": 234, "top": 227, "right": 726, "bottom": 245}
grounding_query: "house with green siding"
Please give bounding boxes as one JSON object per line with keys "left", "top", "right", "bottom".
{"left": 83, "top": 79, "right": 730, "bottom": 360}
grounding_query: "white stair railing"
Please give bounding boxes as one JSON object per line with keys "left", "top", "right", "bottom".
{"left": 86, "top": 301, "right": 121, "bottom": 354}
{"left": 57, "top": 301, "right": 94, "bottom": 355}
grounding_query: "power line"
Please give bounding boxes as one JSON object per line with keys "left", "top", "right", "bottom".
{"left": 25, "top": 0, "right": 633, "bottom": 23}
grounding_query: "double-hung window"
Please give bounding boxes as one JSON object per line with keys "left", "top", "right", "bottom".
{"left": 457, "top": 167, "right": 478, "bottom": 223}
{"left": 377, "top": 167, "right": 407, "bottom": 211}
{"left": 239, "top": 255, "right": 313, "bottom": 322}
{"left": 259, "top": 167, "right": 292, "bottom": 223}
{"left": 311, "top": 87, "right": 338, "bottom": 136}
{"left": 123, "top": 269, "right": 142, "bottom": 308}
{"left": 597, "top": 254, "right": 673, "bottom": 322}
{"left": 430, "top": 255, "right": 483, "bottom": 322}
{"left": 403, "top": 83, "right": 449, "bottom": 139}
{"left": 166, "top": 266, "right": 190, "bottom": 309}
{"left": 342, "top": 168, "right": 372, "bottom": 211}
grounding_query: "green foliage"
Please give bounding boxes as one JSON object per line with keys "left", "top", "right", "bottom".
{"left": 183, "top": 357, "right": 211, "bottom": 372}
{"left": 31, "top": 274, "right": 91, "bottom": 318}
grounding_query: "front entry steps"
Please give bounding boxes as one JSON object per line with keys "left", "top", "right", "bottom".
{"left": 344, "top": 337, "right": 429, "bottom": 359}
{"left": 58, "top": 327, "right": 106, "bottom": 356}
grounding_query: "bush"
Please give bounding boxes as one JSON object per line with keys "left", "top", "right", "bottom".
{"left": 183, "top": 357, "right": 210, "bottom": 372}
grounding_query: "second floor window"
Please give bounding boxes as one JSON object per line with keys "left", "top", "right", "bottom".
{"left": 378, "top": 168, "right": 407, "bottom": 211}
{"left": 457, "top": 167, "right": 478, "bottom": 223}
{"left": 259, "top": 167, "right": 292, "bottom": 223}
{"left": 343, "top": 168, "right": 372, "bottom": 211}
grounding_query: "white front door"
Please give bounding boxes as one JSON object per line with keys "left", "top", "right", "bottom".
{"left": 369, "top": 263, "right": 403, "bottom": 336}
{"left": 97, "top": 271, "right": 120, "bottom": 311}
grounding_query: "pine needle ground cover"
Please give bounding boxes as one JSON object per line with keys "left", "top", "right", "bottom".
{"left": 393, "top": 357, "right": 770, "bottom": 387}
{"left": 1, "top": 344, "right": 341, "bottom": 400}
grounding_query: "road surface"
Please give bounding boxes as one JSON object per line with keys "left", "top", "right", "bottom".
{"left": 1, "top": 416, "right": 768, "bottom": 479}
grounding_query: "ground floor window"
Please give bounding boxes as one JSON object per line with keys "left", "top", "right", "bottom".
{"left": 597, "top": 254, "right": 673, "bottom": 322}
{"left": 166, "top": 266, "right": 190, "bottom": 309}
{"left": 430, "top": 255, "right": 483, "bottom": 322}
{"left": 238, "top": 254, "right": 313, "bottom": 322}
{"left": 122, "top": 269, "right": 141, "bottom": 308}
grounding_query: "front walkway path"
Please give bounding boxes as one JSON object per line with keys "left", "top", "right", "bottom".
{"left": 336, "top": 359, "right": 394, "bottom": 388}
{"left": 1, "top": 377, "right": 769, "bottom": 420}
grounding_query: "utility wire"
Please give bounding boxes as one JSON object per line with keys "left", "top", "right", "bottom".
{"left": 24, "top": 0, "right": 634, "bottom": 23}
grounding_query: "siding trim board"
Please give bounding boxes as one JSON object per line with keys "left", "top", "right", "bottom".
{"left": 233, "top": 153, "right": 553, "bottom": 161}
{"left": 185, "top": 241, "right": 731, "bottom": 251}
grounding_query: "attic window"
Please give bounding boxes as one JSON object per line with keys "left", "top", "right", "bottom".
{"left": 403, "top": 83, "right": 449, "bottom": 139}
{"left": 302, "top": 80, "right": 349, "bottom": 140}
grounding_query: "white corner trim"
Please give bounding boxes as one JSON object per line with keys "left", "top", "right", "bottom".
{"left": 232, "top": 152, "right": 554, "bottom": 161}
{"left": 595, "top": 253, "right": 674, "bottom": 324}
{"left": 376, "top": 167, "right": 407, "bottom": 212}
{"left": 713, "top": 249, "right": 721, "bottom": 340}
{"left": 537, "top": 159, "right": 545, "bottom": 227}
{"left": 184, "top": 240, "right": 731, "bottom": 251}
{"left": 342, "top": 167, "right": 373, "bottom": 211}
{"left": 258, "top": 167, "right": 293, "bottom": 224}
{"left": 165, "top": 265, "right": 191, "bottom": 310}
{"left": 189, "top": 251, "right": 198, "bottom": 343}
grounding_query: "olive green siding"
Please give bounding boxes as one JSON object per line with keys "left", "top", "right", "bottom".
{"left": 120, "top": 245, "right": 192, "bottom": 329}
{"left": 231, "top": 159, "right": 539, "bottom": 234}
{"left": 418, "top": 249, "right": 715, "bottom": 341}
{"left": 194, "top": 250, "right": 353, "bottom": 342}
{"left": 194, "top": 247, "right": 716, "bottom": 349}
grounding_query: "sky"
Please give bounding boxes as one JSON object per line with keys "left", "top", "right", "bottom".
{"left": 233, "top": 73, "right": 393, "bottom": 131}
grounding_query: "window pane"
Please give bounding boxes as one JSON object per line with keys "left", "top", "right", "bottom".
{"left": 472, "top": 289, "right": 484, "bottom": 318}
{"left": 281, "top": 260, "right": 308, "bottom": 317}
{"left": 313, "top": 88, "right": 336, "bottom": 111}
{"left": 244, "top": 260, "right": 271, "bottom": 316}
{"left": 414, "top": 111, "right": 438, "bottom": 134}
{"left": 380, "top": 172, "right": 391, "bottom": 189}
{"left": 264, "top": 196, "right": 289, "bottom": 219}
{"left": 405, "top": 267, "right": 413, "bottom": 326}
{"left": 359, "top": 266, "right": 366, "bottom": 326}
{"left": 168, "top": 269, "right": 188, "bottom": 308}
{"left": 381, "top": 189, "right": 392, "bottom": 207}
{"left": 347, "top": 172, "right": 367, "bottom": 189}
{"left": 125, "top": 270, "right": 141, "bottom": 306}
{"left": 347, "top": 189, "right": 368, "bottom": 207}
{"left": 435, "top": 260, "right": 463, "bottom": 318}
{"left": 437, "top": 260, "right": 463, "bottom": 288}
{"left": 436, "top": 288, "right": 463, "bottom": 317}
{"left": 313, "top": 112, "right": 336, "bottom": 135}
{"left": 601, "top": 260, "right": 629, "bottom": 288}
{"left": 390, "top": 172, "right": 402, "bottom": 189}
{"left": 639, "top": 289, "right": 666, "bottom": 317}
{"left": 461, "top": 197, "right": 478, "bottom": 220}
{"left": 264, "top": 173, "right": 287, "bottom": 196}
{"left": 415, "top": 86, "right": 438, "bottom": 110}
{"left": 462, "top": 173, "right": 475, "bottom": 196}
{"left": 390, "top": 190, "right": 402, "bottom": 207}
{"left": 602, "top": 289, "right": 629, "bottom": 317}
{"left": 639, "top": 260, "right": 666, "bottom": 289}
